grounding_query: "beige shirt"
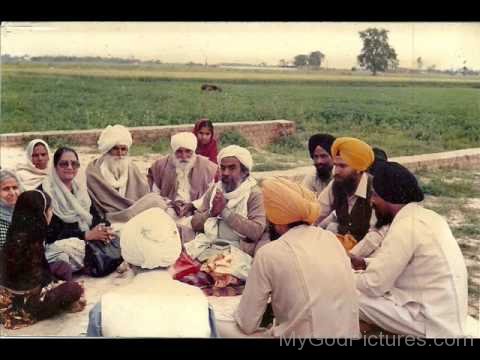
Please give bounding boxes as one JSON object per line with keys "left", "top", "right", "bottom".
{"left": 235, "top": 225, "right": 360, "bottom": 338}
{"left": 301, "top": 169, "right": 331, "bottom": 198}
{"left": 191, "top": 184, "right": 267, "bottom": 248}
{"left": 317, "top": 172, "right": 377, "bottom": 230}
{"left": 355, "top": 203, "right": 468, "bottom": 338}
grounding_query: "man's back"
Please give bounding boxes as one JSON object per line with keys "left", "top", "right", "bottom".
{"left": 100, "top": 271, "right": 212, "bottom": 337}
{"left": 356, "top": 203, "right": 468, "bottom": 337}
{"left": 239, "top": 225, "right": 359, "bottom": 338}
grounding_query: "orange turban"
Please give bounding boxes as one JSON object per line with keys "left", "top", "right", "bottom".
{"left": 262, "top": 178, "right": 320, "bottom": 225}
{"left": 331, "top": 137, "right": 374, "bottom": 172}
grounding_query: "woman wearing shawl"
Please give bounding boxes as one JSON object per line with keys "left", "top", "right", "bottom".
{"left": 0, "top": 190, "right": 85, "bottom": 330}
{"left": 0, "top": 169, "right": 22, "bottom": 248}
{"left": 16, "top": 139, "right": 51, "bottom": 190}
{"left": 39, "top": 147, "right": 114, "bottom": 272}
{"left": 193, "top": 119, "right": 218, "bottom": 164}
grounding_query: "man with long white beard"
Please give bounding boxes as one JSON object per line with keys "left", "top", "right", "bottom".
{"left": 86, "top": 125, "right": 167, "bottom": 224}
{"left": 148, "top": 132, "right": 217, "bottom": 224}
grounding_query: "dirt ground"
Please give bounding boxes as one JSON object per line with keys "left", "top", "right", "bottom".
{"left": 0, "top": 146, "right": 479, "bottom": 337}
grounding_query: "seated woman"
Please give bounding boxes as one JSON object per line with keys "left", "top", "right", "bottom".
{"left": 16, "top": 139, "right": 51, "bottom": 190}
{"left": 193, "top": 118, "right": 218, "bottom": 164}
{"left": 38, "top": 147, "right": 114, "bottom": 273}
{"left": 0, "top": 190, "right": 85, "bottom": 330}
{"left": 0, "top": 169, "right": 22, "bottom": 248}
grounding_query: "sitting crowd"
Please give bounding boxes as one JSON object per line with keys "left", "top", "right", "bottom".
{"left": 0, "top": 119, "right": 469, "bottom": 339}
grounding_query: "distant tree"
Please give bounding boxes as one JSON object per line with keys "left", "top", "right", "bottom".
{"left": 294, "top": 54, "right": 309, "bottom": 67}
{"left": 308, "top": 51, "right": 325, "bottom": 68}
{"left": 416, "top": 57, "right": 423, "bottom": 70}
{"left": 278, "top": 59, "right": 287, "bottom": 67}
{"left": 427, "top": 64, "right": 436, "bottom": 72}
{"left": 357, "top": 28, "right": 398, "bottom": 76}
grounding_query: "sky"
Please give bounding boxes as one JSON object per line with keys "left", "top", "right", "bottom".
{"left": 1, "top": 22, "right": 479, "bottom": 70}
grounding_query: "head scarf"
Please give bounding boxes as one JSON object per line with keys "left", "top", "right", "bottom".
{"left": 120, "top": 208, "right": 182, "bottom": 269}
{"left": 98, "top": 125, "right": 133, "bottom": 155}
{"left": 193, "top": 119, "right": 218, "bottom": 164}
{"left": 1, "top": 190, "right": 53, "bottom": 291}
{"left": 41, "top": 166, "right": 92, "bottom": 231}
{"left": 0, "top": 169, "right": 23, "bottom": 223}
{"left": 308, "top": 133, "right": 336, "bottom": 159}
{"left": 331, "top": 137, "right": 374, "bottom": 172}
{"left": 26, "top": 139, "right": 51, "bottom": 164}
{"left": 15, "top": 139, "right": 51, "bottom": 190}
{"left": 218, "top": 145, "right": 253, "bottom": 171}
{"left": 372, "top": 161, "right": 424, "bottom": 204}
{"left": 171, "top": 132, "right": 198, "bottom": 153}
{"left": 262, "top": 177, "right": 320, "bottom": 225}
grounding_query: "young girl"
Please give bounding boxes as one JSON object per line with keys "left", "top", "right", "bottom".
{"left": 193, "top": 119, "right": 218, "bottom": 164}
{"left": 0, "top": 190, "right": 85, "bottom": 330}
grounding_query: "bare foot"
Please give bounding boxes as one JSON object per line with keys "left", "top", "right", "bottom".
{"left": 116, "top": 261, "right": 130, "bottom": 274}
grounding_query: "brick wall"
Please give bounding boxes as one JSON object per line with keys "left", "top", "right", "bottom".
{"left": 0, "top": 120, "right": 295, "bottom": 148}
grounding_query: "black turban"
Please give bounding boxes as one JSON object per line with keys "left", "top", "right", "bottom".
{"left": 372, "top": 161, "right": 424, "bottom": 204}
{"left": 308, "top": 134, "right": 336, "bottom": 158}
{"left": 369, "top": 147, "right": 388, "bottom": 176}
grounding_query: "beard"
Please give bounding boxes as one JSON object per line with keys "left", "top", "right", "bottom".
{"left": 173, "top": 155, "right": 196, "bottom": 173}
{"left": 334, "top": 175, "right": 358, "bottom": 195}
{"left": 316, "top": 165, "right": 333, "bottom": 182}
{"left": 374, "top": 208, "right": 394, "bottom": 229}
{"left": 268, "top": 223, "right": 282, "bottom": 241}
{"left": 222, "top": 178, "right": 240, "bottom": 193}
{"left": 104, "top": 155, "right": 130, "bottom": 180}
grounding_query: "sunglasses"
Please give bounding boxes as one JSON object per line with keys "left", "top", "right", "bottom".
{"left": 57, "top": 160, "right": 80, "bottom": 169}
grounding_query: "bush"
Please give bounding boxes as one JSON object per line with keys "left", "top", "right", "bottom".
{"left": 267, "top": 134, "right": 305, "bottom": 155}
{"left": 220, "top": 131, "right": 250, "bottom": 148}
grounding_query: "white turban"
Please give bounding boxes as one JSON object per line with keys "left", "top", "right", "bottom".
{"left": 120, "top": 208, "right": 182, "bottom": 269}
{"left": 218, "top": 145, "right": 253, "bottom": 171}
{"left": 171, "top": 132, "right": 198, "bottom": 153}
{"left": 98, "top": 125, "right": 133, "bottom": 155}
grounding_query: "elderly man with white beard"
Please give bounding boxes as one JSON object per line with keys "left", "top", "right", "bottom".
{"left": 148, "top": 132, "right": 217, "bottom": 225}
{"left": 86, "top": 125, "right": 167, "bottom": 224}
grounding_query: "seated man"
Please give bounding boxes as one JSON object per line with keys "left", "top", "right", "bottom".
{"left": 87, "top": 207, "right": 217, "bottom": 337}
{"left": 232, "top": 178, "right": 360, "bottom": 338}
{"left": 351, "top": 162, "right": 468, "bottom": 338}
{"left": 148, "top": 132, "right": 217, "bottom": 224}
{"left": 315, "top": 137, "right": 385, "bottom": 253}
{"left": 86, "top": 125, "right": 167, "bottom": 224}
{"left": 301, "top": 133, "right": 335, "bottom": 198}
{"left": 188, "top": 145, "right": 267, "bottom": 257}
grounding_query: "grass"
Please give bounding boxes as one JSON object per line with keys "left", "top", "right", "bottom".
{"left": 129, "top": 140, "right": 170, "bottom": 157}
{"left": 219, "top": 131, "right": 250, "bottom": 148}
{"left": 2, "top": 63, "right": 480, "bottom": 159}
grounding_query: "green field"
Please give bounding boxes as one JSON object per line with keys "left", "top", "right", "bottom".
{"left": 2, "top": 63, "right": 480, "bottom": 159}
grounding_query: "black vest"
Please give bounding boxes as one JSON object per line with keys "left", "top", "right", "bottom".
{"left": 332, "top": 175, "right": 373, "bottom": 242}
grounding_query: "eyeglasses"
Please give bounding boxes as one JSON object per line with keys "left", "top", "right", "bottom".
{"left": 57, "top": 160, "right": 80, "bottom": 169}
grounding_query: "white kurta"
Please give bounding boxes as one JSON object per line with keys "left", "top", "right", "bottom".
{"left": 355, "top": 203, "right": 468, "bottom": 338}
{"left": 101, "top": 271, "right": 211, "bottom": 337}
{"left": 235, "top": 225, "right": 360, "bottom": 338}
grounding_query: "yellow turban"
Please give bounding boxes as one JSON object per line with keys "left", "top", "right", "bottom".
{"left": 331, "top": 137, "right": 374, "bottom": 172}
{"left": 262, "top": 178, "right": 320, "bottom": 225}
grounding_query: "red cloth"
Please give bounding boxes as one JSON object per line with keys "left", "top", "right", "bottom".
{"left": 193, "top": 119, "right": 218, "bottom": 164}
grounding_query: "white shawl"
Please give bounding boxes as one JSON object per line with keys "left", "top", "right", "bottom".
{"left": 185, "top": 176, "right": 257, "bottom": 259}
{"left": 42, "top": 169, "right": 93, "bottom": 231}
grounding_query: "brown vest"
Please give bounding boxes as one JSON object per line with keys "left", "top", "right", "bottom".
{"left": 332, "top": 174, "right": 373, "bottom": 242}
